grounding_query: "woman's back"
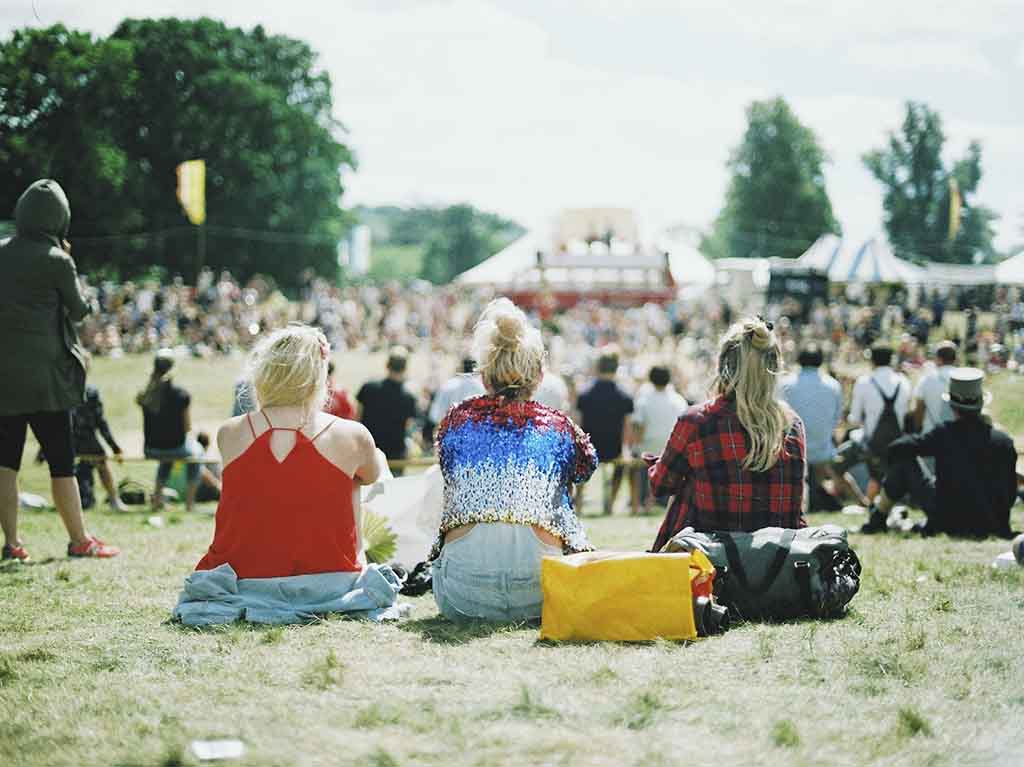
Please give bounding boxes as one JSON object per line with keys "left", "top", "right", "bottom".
{"left": 196, "top": 411, "right": 362, "bottom": 578}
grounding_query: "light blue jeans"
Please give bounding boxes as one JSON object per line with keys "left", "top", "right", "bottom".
{"left": 432, "top": 523, "right": 563, "bottom": 622}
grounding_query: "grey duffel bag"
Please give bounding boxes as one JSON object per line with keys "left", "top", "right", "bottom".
{"left": 662, "top": 525, "right": 861, "bottom": 620}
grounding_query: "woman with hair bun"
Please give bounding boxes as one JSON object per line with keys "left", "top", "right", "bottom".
{"left": 192, "top": 324, "right": 387, "bottom": 579}
{"left": 431, "top": 298, "right": 597, "bottom": 622}
{"left": 649, "top": 317, "right": 806, "bottom": 552}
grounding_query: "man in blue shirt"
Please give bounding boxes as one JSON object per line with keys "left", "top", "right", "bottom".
{"left": 778, "top": 345, "right": 844, "bottom": 511}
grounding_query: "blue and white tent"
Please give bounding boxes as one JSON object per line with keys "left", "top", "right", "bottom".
{"left": 795, "top": 233, "right": 844, "bottom": 273}
{"left": 798, "top": 235, "right": 923, "bottom": 284}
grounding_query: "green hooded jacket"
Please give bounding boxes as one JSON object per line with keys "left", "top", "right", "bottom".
{"left": 0, "top": 179, "right": 91, "bottom": 416}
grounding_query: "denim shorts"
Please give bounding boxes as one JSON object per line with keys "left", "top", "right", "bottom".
{"left": 432, "top": 522, "right": 562, "bottom": 622}
{"left": 145, "top": 440, "right": 201, "bottom": 485}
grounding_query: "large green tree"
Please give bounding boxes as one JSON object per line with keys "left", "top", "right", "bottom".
{"left": 863, "top": 102, "right": 998, "bottom": 264}
{"left": 0, "top": 26, "right": 141, "bottom": 245}
{"left": 0, "top": 19, "right": 354, "bottom": 286}
{"left": 702, "top": 97, "right": 839, "bottom": 260}
{"left": 419, "top": 205, "right": 523, "bottom": 284}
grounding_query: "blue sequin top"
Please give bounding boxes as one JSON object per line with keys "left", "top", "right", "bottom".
{"left": 430, "top": 395, "right": 598, "bottom": 560}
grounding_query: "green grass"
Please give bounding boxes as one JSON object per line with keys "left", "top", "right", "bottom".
{"left": 2, "top": 356, "right": 1024, "bottom": 765}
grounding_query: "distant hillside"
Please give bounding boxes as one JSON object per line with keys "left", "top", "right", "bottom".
{"left": 355, "top": 205, "right": 525, "bottom": 282}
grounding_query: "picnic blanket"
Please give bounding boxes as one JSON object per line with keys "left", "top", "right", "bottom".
{"left": 172, "top": 563, "right": 409, "bottom": 626}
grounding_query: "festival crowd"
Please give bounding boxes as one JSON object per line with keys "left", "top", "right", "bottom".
{"left": 1, "top": 179, "right": 1020, "bottom": 628}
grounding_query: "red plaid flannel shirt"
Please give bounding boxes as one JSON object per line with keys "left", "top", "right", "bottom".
{"left": 649, "top": 395, "right": 807, "bottom": 551}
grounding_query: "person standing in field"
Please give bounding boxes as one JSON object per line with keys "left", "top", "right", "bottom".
{"left": 631, "top": 365, "right": 687, "bottom": 513}
{"left": 427, "top": 356, "right": 486, "bottom": 428}
{"left": 357, "top": 348, "right": 418, "bottom": 475}
{"left": 777, "top": 344, "right": 844, "bottom": 512}
{"left": 911, "top": 341, "right": 957, "bottom": 434}
{"left": 576, "top": 347, "right": 634, "bottom": 515}
{"left": 0, "top": 179, "right": 120, "bottom": 560}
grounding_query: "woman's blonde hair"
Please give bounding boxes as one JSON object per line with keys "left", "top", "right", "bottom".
{"left": 712, "top": 316, "right": 792, "bottom": 472}
{"left": 248, "top": 323, "right": 330, "bottom": 412}
{"left": 473, "top": 298, "right": 545, "bottom": 400}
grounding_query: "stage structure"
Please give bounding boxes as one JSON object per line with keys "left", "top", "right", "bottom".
{"left": 457, "top": 208, "right": 713, "bottom": 312}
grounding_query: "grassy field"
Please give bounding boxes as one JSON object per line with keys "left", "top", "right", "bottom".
{"left": 2, "top": 354, "right": 1024, "bottom": 767}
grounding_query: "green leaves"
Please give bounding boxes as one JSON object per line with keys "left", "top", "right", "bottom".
{"left": 0, "top": 19, "right": 354, "bottom": 286}
{"left": 703, "top": 97, "right": 839, "bottom": 261}
{"left": 863, "top": 101, "right": 998, "bottom": 264}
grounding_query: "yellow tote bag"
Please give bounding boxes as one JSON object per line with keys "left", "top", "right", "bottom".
{"left": 539, "top": 550, "right": 714, "bottom": 642}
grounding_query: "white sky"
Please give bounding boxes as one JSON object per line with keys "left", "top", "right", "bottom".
{"left": 3, "top": 0, "right": 1022, "bottom": 249}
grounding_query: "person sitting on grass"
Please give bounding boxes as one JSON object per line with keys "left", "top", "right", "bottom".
{"left": 860, "top": 367, "right": 1018, "bottom": 538}
{"left": 193, "top": 324, "right": 386, "bottom": 579}
{"left": 137, "top": 350, "right": 201, "bottom": 512}
{"left": 649, "top": 317, "right": 806, "bottom": 552}
{"left": 431, "top": 298, "right": 597, "bottom": 622}
{"left": 166, "top": 431, "right": 222, "bottom": 505}
{"left": 0, "top": 179, "right": 119, "bottom": 561}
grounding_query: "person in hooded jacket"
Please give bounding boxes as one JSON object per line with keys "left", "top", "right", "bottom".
{"left": 0, "top": 179, "right": 120, "bottom": 561}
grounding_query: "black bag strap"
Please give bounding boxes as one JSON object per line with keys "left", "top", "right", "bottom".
{"left": 794, "top": 560, "right": 816, "bottom": 616}
{"left": 718, "top": 528, "right": 797, "bottom": 595}
{"left": 870, "top": 378, "right": 900, "bottom": 406}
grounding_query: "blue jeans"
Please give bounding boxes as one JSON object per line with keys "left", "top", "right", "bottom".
{"left": 145, "top": 441, "right": 201, "bottom": 486}
{"left": 432, "top": 523, "right": 562, "bottom": 622}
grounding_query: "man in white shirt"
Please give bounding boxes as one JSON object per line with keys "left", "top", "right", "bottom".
{"left": 632, "top": 365, "right": 687, "bottom": 513}
{"left": 835, "top": 343, "right": 911, "bottom": 506}
{"left": 912, "top": 341, "right": 957, "bottom": 433}
{"left": 427, "top": 357, "right": 486, "bottom": 427}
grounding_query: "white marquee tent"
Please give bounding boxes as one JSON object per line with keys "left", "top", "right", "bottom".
{"left": 995, "top": 252, "right": 1024, "bottom": 285}
{"left": 797, "top": 235, "right": 924, "bottom": 284}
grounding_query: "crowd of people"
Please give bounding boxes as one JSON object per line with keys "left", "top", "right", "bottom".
{"left": 1, "top": 178, "right": 1021, "bottom": 629}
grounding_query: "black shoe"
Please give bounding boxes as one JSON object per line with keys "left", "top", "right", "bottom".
{"left": 859, "top": 509, "right": 888, "bottom": 534}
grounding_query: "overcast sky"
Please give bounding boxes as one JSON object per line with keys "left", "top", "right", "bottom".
{"left": 3, "top": 0, "right": 1021, "bottom": 249}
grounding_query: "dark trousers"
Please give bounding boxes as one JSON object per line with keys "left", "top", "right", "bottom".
{"left": 882, "top": 457, "right": 937, "bottom": 521}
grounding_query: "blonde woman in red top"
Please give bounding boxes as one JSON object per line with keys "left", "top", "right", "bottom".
{"left": 195, "top": 324, "right": 386, "bottom": 579}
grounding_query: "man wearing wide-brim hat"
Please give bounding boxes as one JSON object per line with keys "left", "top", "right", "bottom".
{"left": 860, "top": 368, "right": 1017, "bottom": 538}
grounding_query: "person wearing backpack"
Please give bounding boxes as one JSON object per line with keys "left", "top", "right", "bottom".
{"left": 861, "top": 368, "right": 1017, "bottom": 538}
{"left": 833, "top": 343, "right": 911, "bottom": 524}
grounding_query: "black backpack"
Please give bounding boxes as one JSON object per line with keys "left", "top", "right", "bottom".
{"left": 867, "top": 380, "right": 902, "bottom": 458}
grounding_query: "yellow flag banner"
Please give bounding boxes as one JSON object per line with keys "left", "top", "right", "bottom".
{"left": 948, "top": 176, "right": 961, "bottom": 241}
{"left": 176, "top": 159, "right": 206, "bottom": 225}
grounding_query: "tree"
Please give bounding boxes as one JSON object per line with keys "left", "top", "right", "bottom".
{"left": 0, "top": 26, "right": 142, "bottom": 256}
{"left": 0, "top": 19, "right": 355, "bottom": 286}
{"left": 419, "top": 205, "right": 522, "bottom": 284}
{"left": 702, "top": 97, "right": 839, "bottom": 260}
{"left": 863, "top": 101, "right": 998, "bottom": 264}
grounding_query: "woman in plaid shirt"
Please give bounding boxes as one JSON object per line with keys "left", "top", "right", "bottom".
{"left": 649, "top": 317, "right": 806, "bottom": 551}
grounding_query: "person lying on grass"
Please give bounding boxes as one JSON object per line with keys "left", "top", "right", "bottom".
{"left": 430, "top": 298, "right": 597, "bottom": 623}
{"left": 648, "top": 316, "right": 807, "bottom": 552}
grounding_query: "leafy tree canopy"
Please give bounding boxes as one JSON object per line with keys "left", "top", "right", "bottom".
{"left": 863, "top": 101, "right": 998, "bottom": 264}
{"left": 0, "top": 19, "right": 354, "bottom": 287}
{"left": 356, "top": 204, "right": 523, "bottom": 283}
{"left": 702, "top": 97, "right": 839, "bottom": 260}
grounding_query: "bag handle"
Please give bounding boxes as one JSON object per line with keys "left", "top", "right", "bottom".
{"left": 718, "top": 528, "right": 797, "bottom": 595}
{"left": 794, "top": 560, "right": 816, "bottom": 616}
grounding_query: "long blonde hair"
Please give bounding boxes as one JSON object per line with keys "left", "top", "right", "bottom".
{"left": 472, "top": 298, "right": 545, "bottom": 400}
{"left": 712, "top": 317, "right": 791, "bottom": 472}
{"left": 248, "top": 324, "right": 330, "bottom": 412}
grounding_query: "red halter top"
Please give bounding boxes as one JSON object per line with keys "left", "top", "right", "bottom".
{"left": 195, "top": 411, "right": 360, "bottom": 578}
